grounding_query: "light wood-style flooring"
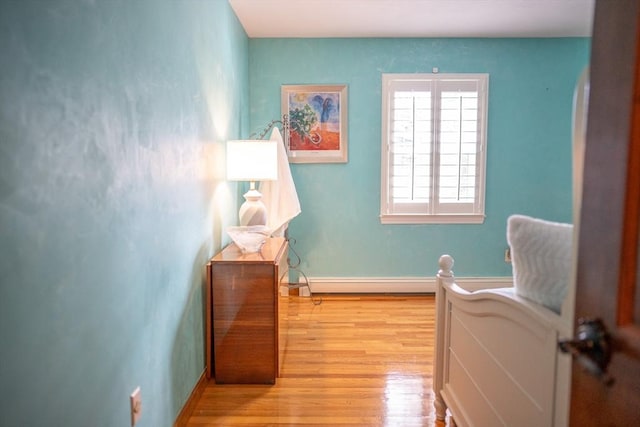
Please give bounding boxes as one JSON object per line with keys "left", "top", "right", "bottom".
{"left": 184, "top": 294, "right": 447, "bottom": 426}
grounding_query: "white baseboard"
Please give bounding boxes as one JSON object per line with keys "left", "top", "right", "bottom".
{"left": 304, "top": 276, "right": 513, "bottom": 293}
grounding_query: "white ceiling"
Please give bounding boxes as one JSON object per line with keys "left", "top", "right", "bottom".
{"left": 229, "top": 0, "right": 595, "bottom": 38}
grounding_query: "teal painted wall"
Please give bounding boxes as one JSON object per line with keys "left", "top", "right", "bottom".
{"left": 249, "top": 38, "right": 590, "bottom": 278}
{"left": 0, "top": 1, "right": 247, "bottom": 426}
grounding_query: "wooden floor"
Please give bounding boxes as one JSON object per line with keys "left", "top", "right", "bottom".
{"left": 184, "top": 294, "right": 447, "bottom": 426}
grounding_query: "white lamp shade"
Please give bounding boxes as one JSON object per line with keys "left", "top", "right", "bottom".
{"left": 226, "top": 140, "right": 278, "bottom": 182}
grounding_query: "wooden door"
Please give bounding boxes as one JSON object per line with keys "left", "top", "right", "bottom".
{"left": 571, "top": 0, "right": 640, "bottom": 424}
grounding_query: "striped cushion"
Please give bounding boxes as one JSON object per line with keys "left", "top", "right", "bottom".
{"left": 507, "top": 215, "right": 573, "bottom": 314}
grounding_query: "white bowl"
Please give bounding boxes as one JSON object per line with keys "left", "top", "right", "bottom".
{"left": 226, "top": 225, "right": 270, "bottom": 253}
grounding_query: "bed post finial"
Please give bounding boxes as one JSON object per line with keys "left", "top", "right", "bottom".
{"left": 438, "top": 254, "right": 454, "bottom": 278}
{"left": 435, "top": 253, "right": 454, "bottom": 422}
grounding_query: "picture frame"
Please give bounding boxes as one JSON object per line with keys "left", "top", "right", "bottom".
{"left": 281, "top": 84, "right": 348, "bottom": 163}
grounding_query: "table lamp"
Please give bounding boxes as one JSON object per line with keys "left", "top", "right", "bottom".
{"left": 226, "top": 139, "right": 278, "bottom": 227}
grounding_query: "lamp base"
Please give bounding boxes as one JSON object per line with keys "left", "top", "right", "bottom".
{"left": 239, "top": 188, "right": 267, "bottom": 226}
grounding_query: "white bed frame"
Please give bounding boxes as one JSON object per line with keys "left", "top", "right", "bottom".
{"left": 433, "top": 254, "right": 573, "bottom": 427}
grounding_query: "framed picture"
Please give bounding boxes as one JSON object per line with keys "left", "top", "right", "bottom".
{"left": 281, "top": 84, "right": 348, "bottom": 163}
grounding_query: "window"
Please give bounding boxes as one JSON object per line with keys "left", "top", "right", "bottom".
{"left": 380, "top": 73, "right": 488, "bottom": 224}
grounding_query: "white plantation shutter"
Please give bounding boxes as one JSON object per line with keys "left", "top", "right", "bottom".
{"left": 381, "top": 74, "right": 488, "bottom": 224}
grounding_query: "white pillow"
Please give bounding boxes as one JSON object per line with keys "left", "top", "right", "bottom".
{"left": 507, "top": 215, "right": 573, "bottom": 314}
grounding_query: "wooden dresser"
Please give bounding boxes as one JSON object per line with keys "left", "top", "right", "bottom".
{"left": 205, "top": 237, "right": 288, "bottom": 384}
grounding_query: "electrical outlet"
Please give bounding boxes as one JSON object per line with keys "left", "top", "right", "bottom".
{"left": 505, "top": 248, "right": 512, "bottom": 263}
{"left": 130, "top": 387, "right": 142, "bottom": 426}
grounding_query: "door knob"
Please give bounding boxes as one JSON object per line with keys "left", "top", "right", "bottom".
{"left": 558, "top": 317, "right": 615, "bottom": 385}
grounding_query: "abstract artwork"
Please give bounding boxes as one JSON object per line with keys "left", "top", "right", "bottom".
{"left": 281, "top": 84, "right": 348, "bottom": 163}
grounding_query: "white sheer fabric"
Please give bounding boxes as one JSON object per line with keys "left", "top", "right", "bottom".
{"left": 259, "top": 127, "right": 301, "bottom": 236}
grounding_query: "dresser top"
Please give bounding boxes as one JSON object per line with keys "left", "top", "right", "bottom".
{"left": 211, "top": 237, "right": 287, "bottom": 264}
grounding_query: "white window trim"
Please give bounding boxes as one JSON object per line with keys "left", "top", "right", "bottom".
{"left": 379, "top": 213, "right": 486, "bottom": 225}
{"left": 380, "top": 73, "right": 489, "bottom": 225}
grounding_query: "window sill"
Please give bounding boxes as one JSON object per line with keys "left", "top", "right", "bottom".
{"left": 380, "top": 213, "right": 486, "bottom": 224}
